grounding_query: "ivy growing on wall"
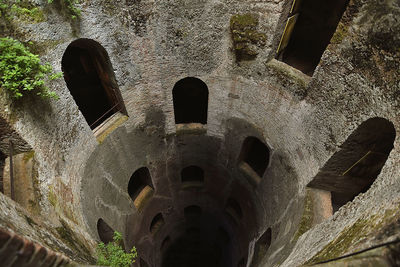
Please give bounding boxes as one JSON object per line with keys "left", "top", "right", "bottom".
{"left": 0, "top": 37, "right": 61, "bottom": 99}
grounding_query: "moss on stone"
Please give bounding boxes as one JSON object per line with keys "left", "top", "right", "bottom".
{"left": 293, "top": 189, "right": 314, "bottom": 242}
{"left": 306, "top": 208, "right": 400, "bottom": 264}
{"left": 23, "top": 150, "right": 35, "bottom": 162}
{"left": 230, "top": 13, "right": 266, "bottom": 61}
{"left": 48, "top": 185, "right": 57, "bottom": 207}
{"left": 55, "top": 219, "right": 95, "bottom": 263}
{"left": 331, "top": 22, "right": 348, "bottom": 44}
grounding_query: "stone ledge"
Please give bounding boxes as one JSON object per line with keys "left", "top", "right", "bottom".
{"left": 93, "top": 112, "right": 128, "bottom": 143}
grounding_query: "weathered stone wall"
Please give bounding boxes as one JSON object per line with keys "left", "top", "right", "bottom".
{"left": 0, "top": 0, "right": 398, "bottom": 266}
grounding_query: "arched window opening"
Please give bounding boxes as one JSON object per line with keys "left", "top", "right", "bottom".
{"left": 161, "top": 236, "right": 171, "bottom": 251}
{"left": 181, "top": 166, "right": 204, "bottom": 189}
{"left": 184, "top": 205, "right": 202, "bottom": 220}
{"left": 128, "top": 167, "right": 154, "bottom": 209}
{"left": 276, "top": 0, "right": 350, "bottom": 75}
{"left": 225, "top": 198, "right": 243, "bottom": 225}
{"left": 307, "top": 118, "right": 396, "bottom": 214}
{"left": 62, "top": 38, "right": 127, "bottom": 129}
{"left": 150, "top": 213, "right": 165, "bottom": 235}
{"left": 252, "top": 228, "right": 272, "bottom": 266}
{"left": 172, "top": 77, "right": 208, "bottom": 125}
{"left": 97, "top": 218, "right": 114, "bottom": 244}
{"left": 238, "top": 137, "right": 270, "bottom": 184}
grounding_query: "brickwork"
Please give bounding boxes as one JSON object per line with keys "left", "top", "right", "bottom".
{"left": 0, "top": 227, "right": 73, "bottom": 267}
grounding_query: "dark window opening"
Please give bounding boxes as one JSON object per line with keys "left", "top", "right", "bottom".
{"left": 128, "top": 167, "right": 153, "bottom": 201}
{"left": 307, "top": 118, "right": 396, "bottom": 213}
{"left": 62, "top": 39, "right": 127, "bottom": 129}
{"left": 97, "top": 218, "right": 114, "bottom": 244}
{"left": 225, "top": 198, "right": 243, "bottom": 225}
{"left": 172, "top": 77, "right": 208, "bottom": 124}
{"left": 252, "top": 228, "right": 272, "bottom": 266}
{"left": 184, "top": 205, "right": 202, "bottom": 220}
{"left": 239, "top": 137, "right": 270, "bottom": 177}
{"left": 181, "top": 166, "right": 204, "bottom": 184}
{"left": 161, "top": 236, "right": 171, "bottom": 251}
{"left": 150, "top": 213, "right": 165, "bottom": 235}
{"left": 278, "top": 0, "right": 350, "bottom": 75}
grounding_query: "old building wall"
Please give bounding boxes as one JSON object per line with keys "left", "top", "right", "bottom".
{"left": 0, "top": 0, "right": 398, "bottom": 266}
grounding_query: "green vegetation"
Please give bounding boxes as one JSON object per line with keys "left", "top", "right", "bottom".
{"left": 0, "top": 37, "right": 61, "bottom": 99}
{"left": 48, "top": 0, "right": 81, "bottom": 20}
{"left": 96, "top": 231, "right": 137, "bottom": 267}
{"left": 0, "top": 0, "right": 46, "bottom": 23}
{"left": 230, "top": 13, "right": 267, "bottom": 61}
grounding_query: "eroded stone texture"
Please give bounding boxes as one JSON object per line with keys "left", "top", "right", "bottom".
{"left": 0, "top": 0, "right": 398, "bottom": 266}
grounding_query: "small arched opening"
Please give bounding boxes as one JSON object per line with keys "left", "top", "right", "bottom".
{"left": 238, "top": 137, "right": 270, "bottom": 184}
{"left": 225, "top": 198, "right": 243, "bottom": 225}
{"left": 150, "top": 213, "right": 165, "bottom": 235}
{"left": 307, "top": 117, "right": 396, "bottom": 214}
{"left": 62, "top": 38, "right": 127, "bottom": 129}
{"left": 97, "top": 218, "right": 114, "bottom": 244}
{"left": 181, "top": 166, "right": 204, "bottom": 189}
{"left": 172, "top": 77, "right": 208, "bottom": 125}
{"left": 128, "top": 167, "right": 154, "bottom": 209}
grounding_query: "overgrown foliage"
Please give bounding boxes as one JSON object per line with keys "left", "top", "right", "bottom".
{"left": 0, "top": 0, "right": 46, "bottom": 23}
{"left": 48, "top": 0, "right": 81, "bottom": 20}
{"left": 0, "top": 37, "right": 60, "bottom": 99}
{"left": 96, "top": 231, "right": 137, "bottom": 267}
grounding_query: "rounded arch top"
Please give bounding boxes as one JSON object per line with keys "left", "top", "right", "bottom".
{"left": 61, "top": 38, "right": 127, "bottom": 129}
{"left": 172, "top": 77, "right": 209, "bottom": 124}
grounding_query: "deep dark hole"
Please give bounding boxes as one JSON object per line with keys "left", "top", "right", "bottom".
{"left": 240, "top": 137, "right": 269, "bottom": 177}
{"left": 150, "top": 213, "right": 165, "bottom": 234}
{"left": 161, "top": 218, "right": 233, "bottom": 267}
{"left": 97, "top": 218, "right": 114, "bottom": 244}
{"left": 184, "top": 205, "right": 203, "bottom": 220}
{"left": 128, "top": 167, "right": 153, "bottom": 201}
{"left": 62, "top": 45, "right": 115, "bottom": 129}
{"left": 181, "top": 166, "right": 204, "bottom": 183}
{"left": 173, "top": 77, "right": 209, "bottom": 124}
{"left": 282, "top": 0, "right": 350, "bottom": 75}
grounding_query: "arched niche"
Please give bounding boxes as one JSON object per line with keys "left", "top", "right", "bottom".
{"left": 61, "top": 38, "right": 127, "bottom": 129}
{"left": 128, "top": 167, "right": 154, "bottom": 210}
{"left": 277, "top": 0, "right": 350, "bottom": 75}
{"left": 172, "top": 77, "right": 208, "bottom": 125}
{"left": 238, "top": 136, "right": 270, "bottom": 185}
{"left": 181, "top": 166, "right": 204, "bottom": 189}
{"left": 150, "top": 213, "right": 165, "bottom": 235}
{"left": 97, "top": 218, "right": 114, "bottom": 244}
{"left": 307, "top": 117, "right": 396, "bottom": 214}
{"left": 225, "top": 198, "right": 243, "bottom": 225}
{"left": 252, "top": 227, "right": 272, "bottom": 266}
